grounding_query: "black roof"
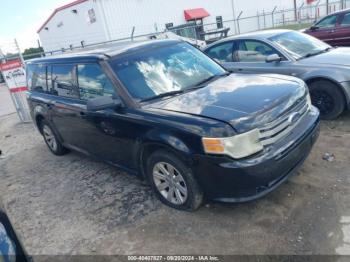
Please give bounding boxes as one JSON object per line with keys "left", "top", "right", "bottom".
{"left": 27, "top": 39, "right": 180, "bottom": 64}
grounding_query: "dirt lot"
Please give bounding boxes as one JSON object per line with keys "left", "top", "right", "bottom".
{"left": 0, "top": 91, "right": 350, "bottom": 255}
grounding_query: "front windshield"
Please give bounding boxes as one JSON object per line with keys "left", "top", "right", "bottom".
{"left": 269, "top": 31, "right": 330, "bottom": 60}
{"left": 109, "top": 42, "right": 226, "bottom": 101}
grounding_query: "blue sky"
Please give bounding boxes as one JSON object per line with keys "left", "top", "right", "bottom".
{"left": 0, "top": 0, "right": 71, "bottom": 51}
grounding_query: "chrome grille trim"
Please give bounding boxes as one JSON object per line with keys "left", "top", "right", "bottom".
{"left": 259, "top": 97, "right": 309, "bottom": 146}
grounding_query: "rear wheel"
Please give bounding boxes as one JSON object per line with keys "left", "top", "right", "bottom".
{"left": 147, "top": 150, "right": 203, "bottom": 211}
{"left": 309, "top": 80, "right": 345, "bottom": 120}
{"left": 40, "top": 120, "right": 69, "bottom": 156}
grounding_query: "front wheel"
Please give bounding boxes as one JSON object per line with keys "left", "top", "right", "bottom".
{"left": 309, "top": 80, "right": 345, "bottom": 120}
{"left": 147, "top": 150, "right": 203, "bottom": 211}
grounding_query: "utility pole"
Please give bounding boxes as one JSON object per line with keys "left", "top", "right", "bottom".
{"left": 326, "top": 0, "right": 329, "bottom": 14}
{"left": 294, "top": 0, "right": 297, "bottom": 22}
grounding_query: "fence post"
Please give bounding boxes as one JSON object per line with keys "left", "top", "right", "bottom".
{"left": 298, "top": 3, "right": 304, "bottom": 24}
{"left": 257, "top": 11, "right": 261, "bottom": 30}
{"left": 326, "top": 0, "right": 329, "bottom": 14}
{"left": 314, "top": 0, "right": 321, "bottom": 21}
{"left": 271, "top": 6, "right": 277, "bottom": 28}
{"left": 131, "top": 26, "right": 135, "bottom": 41}
{"left": 230, "top": 0, "right": 237, "bottom": 34}
{"left": 237, "top": 11, "right": 243, "bottom": 34}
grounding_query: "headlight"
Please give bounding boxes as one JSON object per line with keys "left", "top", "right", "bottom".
{"left": 202, "top": 129, "right": 263, "bottom": 159}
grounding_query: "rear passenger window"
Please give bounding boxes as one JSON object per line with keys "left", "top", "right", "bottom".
{"left": 52, "top": 65, "right": 79, "bottom": 98}
{"left": 77, "top": 64, "right": 115, "bottom": 100}
{"left": 28, "top": 64, "right": 47, "bottom": 93}
{"left": 205, "top": 42, "right": 234, "bottom": 62}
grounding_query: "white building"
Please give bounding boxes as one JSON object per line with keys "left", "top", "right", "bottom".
{"left": 37, "top": 0, "right": 343, "bottom": 52}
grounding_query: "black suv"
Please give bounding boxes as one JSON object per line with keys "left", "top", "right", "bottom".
{"left": 26, "top": 40, "right": 320, "bottom": 211}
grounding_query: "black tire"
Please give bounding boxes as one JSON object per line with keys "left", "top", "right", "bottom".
{"left": 309, "top": 80, "right": 345, "bottom": 120}
{"left": 147, "top": 150, "right": 203, "bottom": 211}
{"left": 40, "top": 119, "right": 69, "bottom": 156}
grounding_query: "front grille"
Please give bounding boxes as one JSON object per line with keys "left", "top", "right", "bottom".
{"left": 259, "top": 96, "right": 309, "bottom": 146}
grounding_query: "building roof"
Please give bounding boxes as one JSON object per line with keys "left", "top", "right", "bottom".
{"left": 37, "top": 0, "right": 89, "bottom": 33}
{"left": 27, "top": 39, "right": 180, "bottom": 64}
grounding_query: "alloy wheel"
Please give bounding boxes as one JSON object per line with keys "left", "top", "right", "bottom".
{"left": 43, "top": 125, "right": 58, "bottom": 152}
{"left": 311, "top": 90, "right": 335, "bottom": 115}
{"left": 152, "top": 162, "right": 188, "bottom": 205}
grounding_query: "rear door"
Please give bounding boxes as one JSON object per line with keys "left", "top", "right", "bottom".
{"left": 26, "top": 64, "right": 52, "bottom": 120}
{"left": 49, "top": 64, "right": 90, "bottom": 153}
{"left": 334, "top": 12, "right": 350, "bottom": 46}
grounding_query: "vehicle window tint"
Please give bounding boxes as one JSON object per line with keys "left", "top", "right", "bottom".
{"left": 205, "top": 42, "right": 233, "bottom": 62}
{"left": 234, "top": 40, "right": 278, "bottom": 62}
{"left": 340, "top": 13, "right": 350, "bottom": 26}
{"left": 77, "top": 64, "right": 115, "bottom": 100}
{"left": 52, "top": 65, "right": 78, "bottom": 98}
{"left": 316, "top": 15, "right": 337, "bottom": 28}
{"left": 27, "top": 64, "right": 47, "bottom": 93}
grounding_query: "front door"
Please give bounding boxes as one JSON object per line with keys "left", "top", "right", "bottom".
{"left": 223, "top": 39, "right": 295, "bottom": 77}
{"left": 74, "top": 63, "right": 135, "bottom": 168}
{"left": 306, "top": 14, "right": 339, "bottom": 45}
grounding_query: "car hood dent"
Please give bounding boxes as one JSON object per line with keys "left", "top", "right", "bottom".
{"left": 299, "top": 47, "right": 350, "bottom": 67}
{"left": 148, "top": 74, "right": 305, "bottom": 133}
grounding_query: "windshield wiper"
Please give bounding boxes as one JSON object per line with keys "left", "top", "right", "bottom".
{"left": 300, "top": 47, "right": 333, "bottom": 60}
{"left": 186, "top": 72, "right": 230, "bottom": 92}
{"left": 141, "top": 90, "right": 185, "bottom": 102}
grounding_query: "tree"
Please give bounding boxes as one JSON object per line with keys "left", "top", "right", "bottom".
{"left": 22, "top": 47, "right": 44, "bottom": 60}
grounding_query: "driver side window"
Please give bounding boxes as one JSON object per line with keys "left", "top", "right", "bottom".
{"left": 233, "top": 40, "right": 281, "bottom": 62}
{"left": 77, "top": 64, "right": 116, "bottom": 101}
{"left": 316, "top": 15, "right": 337, "bottom": 28}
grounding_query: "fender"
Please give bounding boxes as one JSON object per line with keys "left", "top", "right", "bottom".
{"left": 302, "top": 74, "right": 350, "bottom": 105}
{"left": 32, "top": 104, "right": 48, "bottom": 130}
{"left": 134, "top": 128, "right": 197, "bottom": 178}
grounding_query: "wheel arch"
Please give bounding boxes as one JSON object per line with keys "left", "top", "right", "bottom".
{"left": 138, "top": 140, "right": 194, "bottom": 180}
{"left": 304, "top": 77, "right": 348, "bottom": 106}
{"left": 34, "top": 114, "right": 45, "bottom": 134}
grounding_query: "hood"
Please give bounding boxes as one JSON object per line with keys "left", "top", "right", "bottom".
{"left": 299, "top": 47, "right": 350, "bottom": 67}
{"left": 147, "top": 74, "right": 306, "bottom": 133}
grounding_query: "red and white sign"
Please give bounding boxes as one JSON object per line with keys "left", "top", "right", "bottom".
{"left": 0, "top": 59, "right": 27, "bottom": 93}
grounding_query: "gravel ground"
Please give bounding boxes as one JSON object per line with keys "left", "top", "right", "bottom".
{"left": 0, "top": 107, "right": 350, "bottom": 256}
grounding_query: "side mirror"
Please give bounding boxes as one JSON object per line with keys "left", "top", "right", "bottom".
{"left": 87, "top": 96, "right": 122, "bottom": 111}
{"left": 266, "top": 54, "right": 282, "bottom": 63}
{"left": 310, "top": 25, "right": 319, "bottom": 31}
